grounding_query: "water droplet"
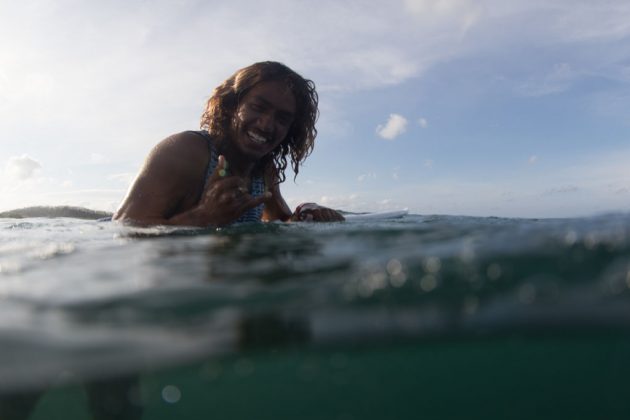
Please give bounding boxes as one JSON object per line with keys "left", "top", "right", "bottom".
{"left": 518, "top": 283, "right": 536, "bottom": 304}
{"left": 564, "top": 230, "right": 578, "bottom": 246}
{"left": 423, "top": 257, "right": 441, "bottom": 273}
{"left": 486, "top": 263, "right": 502, "bottom": 281}
{"left": 161, "top": 385, "right": 181, "bottom": 404}
{"left": 357, "top": 282, "right": 374, "bottom": 298}
{"left": 386, "top": 259, "right": 402, "bottom": 275}
{"left": 459, "top": 239, "right": 476, "bottom": 263}
{"left": 463, "top": 296, "right": 479, "bottom": 315}
{"left": 419, "top": 275, "right": 437, "bottom": 292}
{"left": 368, "top": 271, "right": 387, "bottom": 290}
{"left": 584, "top": 233, "right": 598, "bottom": 249}
{"left": 390, "top": 272, "right": 407, "bottom": 288}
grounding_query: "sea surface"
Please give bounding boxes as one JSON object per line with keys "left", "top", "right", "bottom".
{"left": 1, "top": 210, "right": 630, "bottom": 419}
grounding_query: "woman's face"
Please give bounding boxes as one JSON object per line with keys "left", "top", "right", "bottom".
{"left": 230, "top": 80, "right": 296, "bottom": 161}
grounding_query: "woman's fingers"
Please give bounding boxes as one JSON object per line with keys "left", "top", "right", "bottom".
{"left": 293, "top": 203, "right": 345, "bottom": 222}
{"left": 207, "top": 155, "right": 229, "bottom": 184}
{"left": 241, "top": 191, "right": 272, "bottom": 212}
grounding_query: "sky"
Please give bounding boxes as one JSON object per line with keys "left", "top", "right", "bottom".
{"left": 1, "top": 0, "right": 630, "bottom": 218}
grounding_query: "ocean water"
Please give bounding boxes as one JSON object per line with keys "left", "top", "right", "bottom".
{"left": 1, "top": 211, "right": 630, "bottom": 419}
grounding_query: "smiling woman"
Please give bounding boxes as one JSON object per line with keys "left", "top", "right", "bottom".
{"left": 113, "top": 61, "right": 344, "bottom": 227}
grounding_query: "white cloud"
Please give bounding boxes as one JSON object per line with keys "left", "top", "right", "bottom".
{"left": 108, "top": 173, "right": 136, "bottom": 186}
{"left": 376, "top": 114, "right": 408, "bottom": 140}
{"left": 404, "top": 0, "right": 483, "bottom": 37}
{"left": 89, "top": 153, "right": 109, "bottom": 164}
{"left": 5, "top": 155, "right": 42, "bottom": 181}
{"left": 319, "top": 194, "right": 362, "bottom": 210}
{"left": 543, "top": 185, "right": 580, "bottom": 195}
{"left": 515, "top": 63, "right": 577, "bottom": 97}
{"left": 401, "top": 148, "right": 630, "bottom": 217}
{"left": 358, "top": 173, "right": 377, "bottom": 182}
{"left": 528, "top": 155, "right": 538, "bottom": 164}
{"left": 418, "top": 117, "right": 428, "bottom": 128}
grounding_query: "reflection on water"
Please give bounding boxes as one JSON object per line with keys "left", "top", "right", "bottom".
{"left": 1, "top": 214, "right": 630, "bottom": 418}
{"left": 0, "top": 375, "right": 142, "bottom": 420}
{"left": 4, "top": 332, "right": 630, "bottom": 420}
{"left": 0, "top": 307, "right": 313, "bottom": 419}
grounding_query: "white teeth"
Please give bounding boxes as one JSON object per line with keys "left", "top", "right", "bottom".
{"left": 248, "top": 131, "right": 267, "bottom": 144}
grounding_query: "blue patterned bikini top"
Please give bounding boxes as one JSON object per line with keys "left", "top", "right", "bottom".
{"left": 199, "top": 131, "right": 265, "bottom": 224}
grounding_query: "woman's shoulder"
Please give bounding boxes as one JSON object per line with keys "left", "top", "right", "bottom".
{"left": 152, "top": 130, "right": 210, "bottom": 157}
{"left": 160, "top": 130, "right": 210, "bottom": 146}
{"left": 144, "top": 131, "right": 211, "bottom": 178}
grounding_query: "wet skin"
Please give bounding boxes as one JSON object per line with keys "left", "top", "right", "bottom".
{"left": 230, "top": 80, "right": 296, "bottom": 165}
{"left": 113, "top": 81, "right": 344, "bottom": 226}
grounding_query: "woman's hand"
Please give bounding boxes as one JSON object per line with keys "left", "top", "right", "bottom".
{"left": 196, "top": 155, "right": 271, "bottom": 226}
{"left": 291, "top": 202, "right": 345, "bottom": 222}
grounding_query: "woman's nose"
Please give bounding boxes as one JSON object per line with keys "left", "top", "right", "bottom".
{"left": 257, "top": 112, "right": 274, "bottom": 132}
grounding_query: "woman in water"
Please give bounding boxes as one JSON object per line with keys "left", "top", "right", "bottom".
{"left": 114, "top": 61, "right": 344, "bottom": 226}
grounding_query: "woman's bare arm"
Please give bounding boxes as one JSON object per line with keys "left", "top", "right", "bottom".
{"left": 114, "top": 132, "right": 269, "bottom": 227}
{"left": 261, "top": 167, "right": 344, "bottom": 223}
{"left": 113, "top": 133, "right": 208, "bottom": 225}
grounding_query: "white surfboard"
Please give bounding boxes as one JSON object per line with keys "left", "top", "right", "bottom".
{"left": 343, "top": 209, "right": 408, "bottom": 221}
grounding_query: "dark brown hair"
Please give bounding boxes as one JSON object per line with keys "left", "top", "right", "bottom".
{"left": 200, "top": 61, "right": 318, "bottom": 183}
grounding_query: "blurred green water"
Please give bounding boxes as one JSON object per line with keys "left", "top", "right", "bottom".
{"left": 4, "top": 331, "right": 628, "bottom": 420}
{"left": 2, "top": 213, "right": 630, "bottom": 419}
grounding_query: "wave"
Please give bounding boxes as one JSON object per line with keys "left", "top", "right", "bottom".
{"left": 0, "top": 206, "right": 113, "bottom": 220}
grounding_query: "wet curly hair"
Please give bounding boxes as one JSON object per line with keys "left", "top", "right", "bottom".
{"left": 200, "top": 61, "right": 319, "bottom": 183}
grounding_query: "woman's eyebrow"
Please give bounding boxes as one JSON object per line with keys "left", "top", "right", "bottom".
{"left": 253, "top": 96, "right": 295, "bottom": 118}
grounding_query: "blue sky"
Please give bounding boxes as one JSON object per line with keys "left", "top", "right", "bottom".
{"left": 1, "top": 0, "right": 629, "bottom": 217}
